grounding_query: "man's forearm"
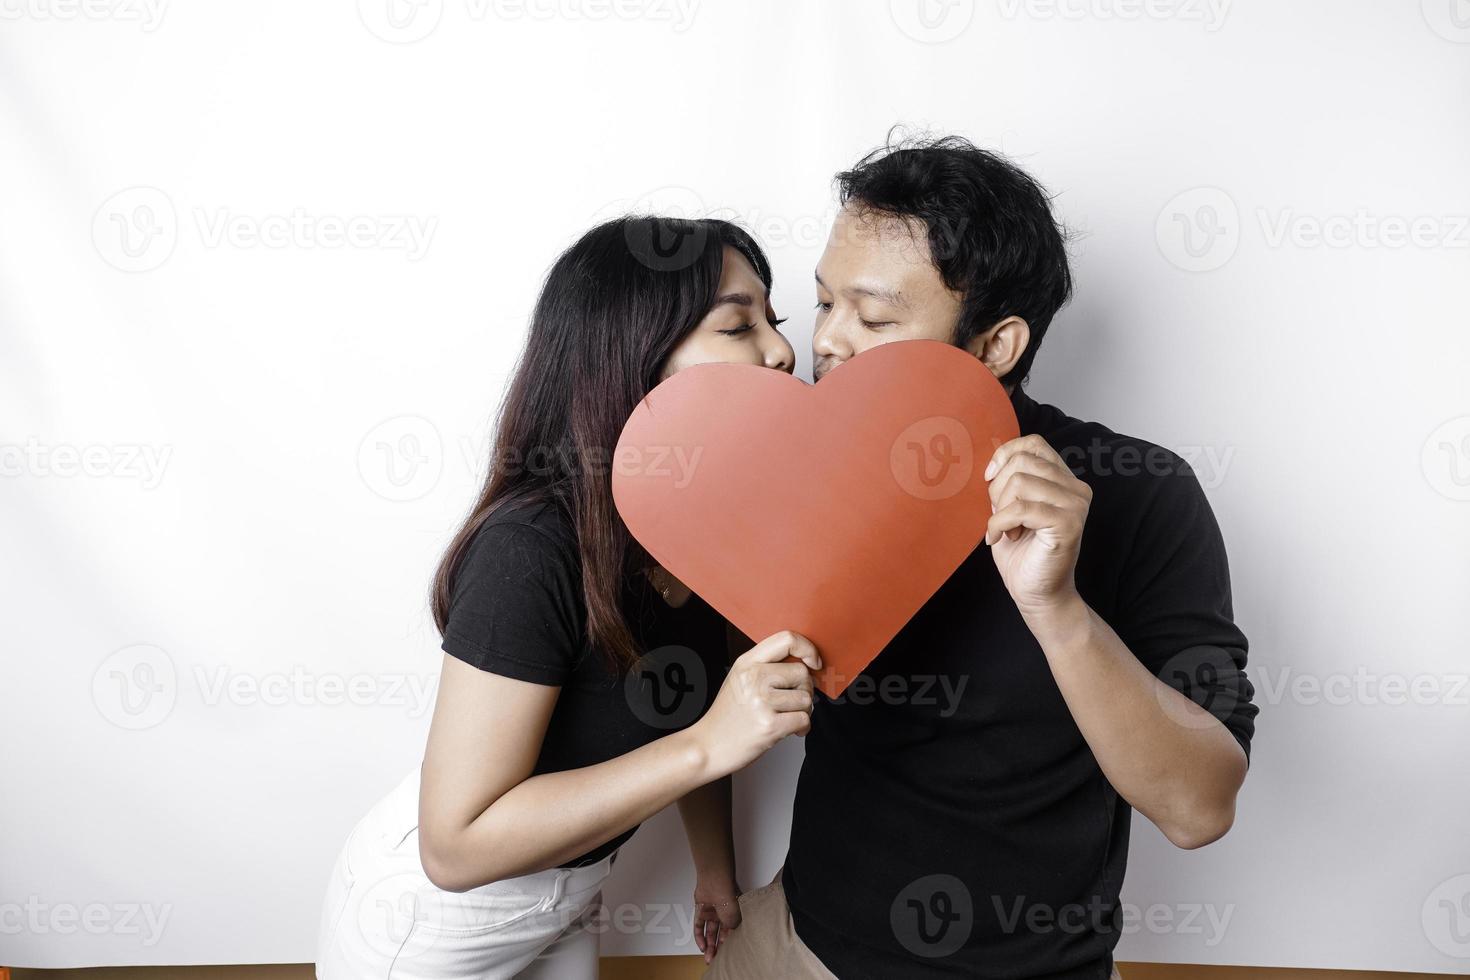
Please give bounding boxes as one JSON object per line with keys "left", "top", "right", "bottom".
{"left": 1024, "top": 591, "right": 1248, "bottom": 849}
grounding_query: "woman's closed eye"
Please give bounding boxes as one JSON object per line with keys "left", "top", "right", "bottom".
{"left": 719, "top": 316, "right": 787, "bottom": 337}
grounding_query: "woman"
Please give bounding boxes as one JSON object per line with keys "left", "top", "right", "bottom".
{"left": 315, "top": 216, "right": 818, "bottom": 979}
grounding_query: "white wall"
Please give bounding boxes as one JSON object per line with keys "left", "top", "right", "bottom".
{"left": 2, "top": 0, "right": 1468, "bottom": 971}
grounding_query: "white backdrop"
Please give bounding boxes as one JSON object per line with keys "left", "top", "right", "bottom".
{"left": 3, "top": 0, "right": 1469, "bottom": 972}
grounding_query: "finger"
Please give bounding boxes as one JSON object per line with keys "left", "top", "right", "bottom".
{"left": 777, "top": 710, "right": 813, "bottom": 738}
{"left": 1010, "top": 433, "right": 1067, "bottom": 467}
{"left": 720, "top": 903, "right": 742, "bottom": 931}
{"left": 984, "top": 433, "right": 1065, "bottom": 481}
{"left": 765, "top": 686, "right": 815, "bottom": 713}
{"left": 991, "top": 472, "right": 1085, "bottom": 516}
{"left": 692, "top": 910, "right": 708, "bottom": 954}
{"left": 776, "top": 632, "right": 822, "bottom": 671}
{"left": 742, "top": 630, "right": 823, "bottom": 670}
{"left": 760, "top": 662, "right": 816, "bottom": 692}
{"left": 988, "top": 452, "right": 1071, "bottom": 505}
{"left": 984, "top": 500, "right": 1068, "bottom": 546}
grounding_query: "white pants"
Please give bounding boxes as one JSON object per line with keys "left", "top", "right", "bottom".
{"left": 315, "top": 767, "right": 616, "bottom": 980}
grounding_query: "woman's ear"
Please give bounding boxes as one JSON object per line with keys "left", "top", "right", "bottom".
{"left": 962, "top": 316, "right": 1030, "bottom": 380}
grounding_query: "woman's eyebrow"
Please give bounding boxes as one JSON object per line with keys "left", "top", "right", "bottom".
{"left": 711, "top": 291, "right": 756, "bottom": 309}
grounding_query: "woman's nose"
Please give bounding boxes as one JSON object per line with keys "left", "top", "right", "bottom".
{"left": 764, "top": 339, "right": 793, "bottom": 373}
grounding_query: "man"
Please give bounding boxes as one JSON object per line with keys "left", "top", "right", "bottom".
{"left": 704, "top": 136, "right": 1258, "bottom": 979}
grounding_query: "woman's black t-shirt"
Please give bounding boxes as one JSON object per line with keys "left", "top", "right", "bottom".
{"left": 439, "top": 498, "right": 729, "bottom": 867}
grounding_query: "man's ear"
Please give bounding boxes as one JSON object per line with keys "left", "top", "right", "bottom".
{"left": 962, "top": 316, "right": 1030, "bottom": 380}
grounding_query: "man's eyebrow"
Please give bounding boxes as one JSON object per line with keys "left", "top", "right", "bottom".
{"left": 850, "top": 284, "right": 908, "bottom": 309}
{"left": 814, "top": 270, "right": 908, "bottom": 310}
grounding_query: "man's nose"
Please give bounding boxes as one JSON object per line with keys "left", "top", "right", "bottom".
{"left": 812, "top": 314, "right": 851, "bottom": 362}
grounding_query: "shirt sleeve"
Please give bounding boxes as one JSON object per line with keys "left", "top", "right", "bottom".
{"left": 1111, "top": 454, "right": 1259, "bottom": 763}
{"left": 694, "top": 602, "right": 734, "bottom": 719}
{"left": 440, "top": 521, "right": 584, "bottom": 686}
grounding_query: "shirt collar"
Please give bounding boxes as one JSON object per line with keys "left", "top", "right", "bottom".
{"left": 1009, "top": 384, "right": 1044, "bottom": 437}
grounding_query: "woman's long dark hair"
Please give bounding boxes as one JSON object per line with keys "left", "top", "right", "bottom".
{"left": 431, "top": 216, "right": 774, "bottom": 672}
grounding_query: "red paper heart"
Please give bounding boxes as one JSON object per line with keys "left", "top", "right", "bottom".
{"left": 612, "top": 339, "right": 1018, "bottom": 697}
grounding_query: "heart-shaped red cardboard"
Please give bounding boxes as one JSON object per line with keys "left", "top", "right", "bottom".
{"left": 612, "top": 339, "right": 1018, "bottom": 697}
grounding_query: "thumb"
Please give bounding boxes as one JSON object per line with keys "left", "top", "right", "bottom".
{"left": 718, "top": 900, "right": 742, "bottom": 930}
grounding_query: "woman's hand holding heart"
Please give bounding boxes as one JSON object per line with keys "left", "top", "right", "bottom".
{"left": 689, "top": 630, "right": 820, "bottom": 779}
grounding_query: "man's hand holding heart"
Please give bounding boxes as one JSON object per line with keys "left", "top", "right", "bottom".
{"left": 983, "top": 433, "right": 1093, "bottom": 622}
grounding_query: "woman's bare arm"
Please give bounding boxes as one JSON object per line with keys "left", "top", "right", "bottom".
{"left": 418, "top": 633, "right": 819, "bottom": 892}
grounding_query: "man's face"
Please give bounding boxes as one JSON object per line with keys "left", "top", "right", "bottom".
{"left": 812, "top": 205, "right": 964, "bottom": 381}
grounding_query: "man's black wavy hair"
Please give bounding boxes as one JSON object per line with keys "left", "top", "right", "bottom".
{"left": 835, "top": 134, "right": 1073, "bottom": 386}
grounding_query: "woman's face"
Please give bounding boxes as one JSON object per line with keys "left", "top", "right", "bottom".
{"left": 659, "top": 247, "right": 795, "bottom": 380}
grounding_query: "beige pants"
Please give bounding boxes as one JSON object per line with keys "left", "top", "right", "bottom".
{"left": 702, "top": 869, "right": 1122, "bottom": 980}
